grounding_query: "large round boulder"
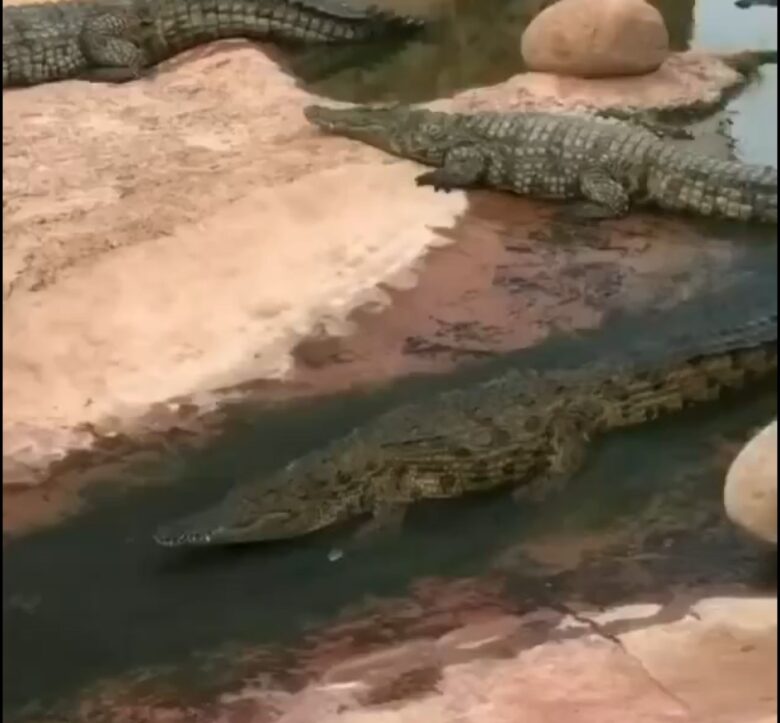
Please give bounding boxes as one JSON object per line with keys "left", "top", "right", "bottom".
{"left": 724, "top": 420, "right": 777, "bottom": 545}
{"left": 521, "top": 0, "right": 670, "bottom": 78}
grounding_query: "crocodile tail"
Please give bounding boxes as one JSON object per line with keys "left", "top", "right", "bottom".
{"left": 646, "top": 146, "right": 777, "bottom": 223}
{"left": 291, "top": 0, "right": 425, "bottom": 33}
{"left": 682, "top": 313, "right": 777, "bottom": 359}
{"left": 719, "top": 48, "right": 778, "bottom": 74}
{"left": 363, "top": 3, "right": 427, "bottom": 33}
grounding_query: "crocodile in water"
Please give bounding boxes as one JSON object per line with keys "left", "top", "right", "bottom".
{"left": 304, "top": 104, "right": 778, "bottom": 224}
{"left": 154, "top": 312, "right": 777, "bottom": 547}
{"left": 2, "top": 0, "right": 424, "bottom": 88}
{"left": 735, "top": 0, "right": 776, "bottom": 8}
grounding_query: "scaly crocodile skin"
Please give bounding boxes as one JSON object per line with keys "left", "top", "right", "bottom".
{"left": 3, "top": 0, "right": 423, "bottom": 87}
{"left": 155, "top": 312, "right": 777, "bottom": 547}
{"left": 304, "top": 105, "right": 778, "bottom": 224}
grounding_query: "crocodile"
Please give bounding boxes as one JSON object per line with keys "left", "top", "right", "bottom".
{"left": 2, "top": 0, "right": 424, "bottom": 88}
{"left": 735, "top": 0, "right": 777, "bottom": 8}
{"left": 303, "top": 104, "right": 778, "bottom": 224}
{"left": 155, "top": 312, "right": 777, "bottom": 547}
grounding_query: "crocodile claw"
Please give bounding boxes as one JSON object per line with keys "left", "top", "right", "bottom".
{"left": 415, "top": 171, "right": 452, "bottom": 193}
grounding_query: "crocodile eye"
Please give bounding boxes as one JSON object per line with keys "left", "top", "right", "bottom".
{"left": 261, "top": 511, "right": 292, "bottom": 524}
{"left": 229, "top": 507, "right": 292, "bottom": 531}
{"left": 222, "top": 494, "right": 264, "bottom": 528}
{"left": 524, "top": 415, "right": 542, "bottom": 432}
{"left": 230, "top": 506, "right": 261, "bottom": 529}
{"left": 421, "top": 122, "right": 445, "bottom": 140}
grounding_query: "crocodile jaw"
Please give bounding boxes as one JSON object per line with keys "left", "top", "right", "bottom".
{"left": 303, "top": 103, "right": 448, "bottom": 164}
{"left": 304, "top": 105, "right": 405, "bottom": 149}
{"left": 153, "top": 505, "right": 307, "bottom": 547}
{"left": 153, "top": 507, "right": 236, "bottom": 547}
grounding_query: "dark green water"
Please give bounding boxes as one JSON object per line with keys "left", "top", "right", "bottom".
{"left": 286, "top": 0, "right": 696, "bottom": 103}
{"left": 3, "top": 0, "right": 778, "bottom": 719}
{"left": 4, "top": 261, "right": 777, "bottom": 720}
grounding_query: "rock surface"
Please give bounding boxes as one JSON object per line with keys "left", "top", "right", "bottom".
{"left": 521, "top": 0, "right": 670, "bottom": 78}
{"left": 439, "top": 51, "right": 746, "bottom": 115}
{"left": 59, "top": 594, "right": 778, "bottom": 723}
{"left": 724, "top": 420, "right": 778, "bottom": 545}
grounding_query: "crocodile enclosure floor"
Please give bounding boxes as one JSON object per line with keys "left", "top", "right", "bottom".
{"left": 2, "top": 0, "right": 778, "bottom": 721}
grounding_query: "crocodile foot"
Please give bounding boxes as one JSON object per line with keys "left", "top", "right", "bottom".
{"left": 416, "top": 170, "right": 457, "bottom": 193}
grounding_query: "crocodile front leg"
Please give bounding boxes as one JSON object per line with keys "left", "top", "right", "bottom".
{"left": 513, "top": 416, "right": 590, "bottom": 503}
{"left": 78, "top": 13, "right": 148, "bottom": 83}
{"left": 356, "top": 501, "right": 408, "bottom": 539}
{"left": 563, "top": 167, "right": 631, "bottom": 220}
{"left": 329, "top": 500, "right": 406, "bottom": 558}
{"left": 415, "top": 146, "right": 485, "bottom": 192}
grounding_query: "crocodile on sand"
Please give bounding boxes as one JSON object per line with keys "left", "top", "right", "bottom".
{"left": 155, "top": 312, "right": 777, "bottom": 547}
{"left": 304, "top": 104, "right": 778, "bottom": 224}
{"left": 2, "top": 0, "right": 424, "bottom": 88}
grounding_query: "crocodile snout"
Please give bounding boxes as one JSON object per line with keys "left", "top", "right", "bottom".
{"left": 153, "top": 523, "right": 214, "bottom": 548}
{"left": 153, "top": 507, "right": 226, "bottom": 547}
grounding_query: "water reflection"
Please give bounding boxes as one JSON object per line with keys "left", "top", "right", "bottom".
{"left": 287, "top": 0, "right": 695, "bottom": 103}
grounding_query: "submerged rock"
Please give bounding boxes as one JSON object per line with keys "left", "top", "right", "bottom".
{"left": 724, "top": 420, "right": 778, "bottom": 545}
{"left": 521, "top": 0, "right": 670, "bottom": 78}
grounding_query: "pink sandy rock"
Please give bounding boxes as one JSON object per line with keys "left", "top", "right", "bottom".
{"left": 52, "top": 594, "right": 777, "bottom": 722}
{"left": 434, "top": 50, "right": 748, "bottom": 115}
{"left": 616, "top": 596, "right": 778, "bottom": 723}
{"left": 433, "top": 611, "right": 573, "bottom": 663}
{"left": 520, "top": 0, "right": 670, "bottom": 78}
{"left": 320, "top": 640, "right": 439, "bottom": 686}
{"left": 312, "top": 597, "right": 776, "bottom": 723}
{"left": 724, "top": 421, "right": 778, "bottom": 545}
{"left": 435, "top": 614, "right": 528, "bottom": 657}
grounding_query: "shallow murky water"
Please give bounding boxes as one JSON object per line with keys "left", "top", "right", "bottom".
{"left": 3, "top": 0, "right": 778, "bottom": 720}
{"left": 692, "top": 0, "right": 779, "bottom": 166}
{"left": 286, "top": 0, "right": 696, "bottom": 103}
{"left": 4, "top": 273, "right": 777, "bottom": 720}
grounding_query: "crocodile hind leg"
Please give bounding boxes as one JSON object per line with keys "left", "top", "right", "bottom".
{"left": 331, "top": 502, "right": 406, "bottom": 560}
{"left": 325, "top": 502, "right": 406, "bottom": 561}
{"left": 513, "top": 417, "right": 589, "bottom": 503}
{"left": 357, "top": 502, "right": 408, "bottom": 539}
{"left": 560, "top": 168, "right": 631, "bottom": 221}
{"left": 78, "top": 13, "right": 147, "bottom": 83}
{"left": 415, "top": 146, "right": 485, "bottom": 192}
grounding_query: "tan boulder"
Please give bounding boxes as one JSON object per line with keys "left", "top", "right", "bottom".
{"left": 521, "top": 0, "right": 670, "bottom": 78}
{"left": 724, "top": 420, "right": 777, "bottom": 545}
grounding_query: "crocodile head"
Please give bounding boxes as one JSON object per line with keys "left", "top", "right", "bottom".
{"left": 154, "top": 457, "right": 363, "bottom": 547}
{"left": 304, "top": 104, "right": 453, "bottom": 164}
{"left": 154, "top": 503, "right": 300, "bottom": 548}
